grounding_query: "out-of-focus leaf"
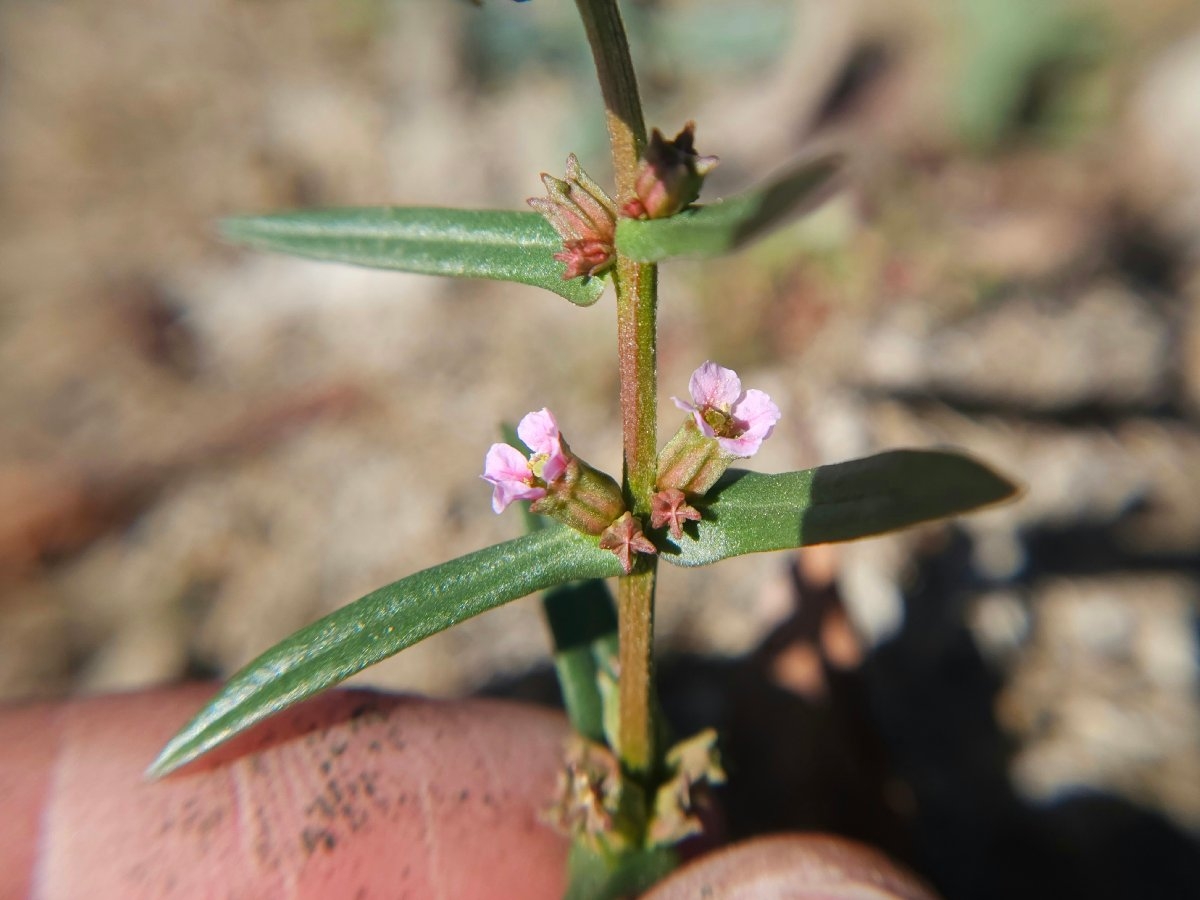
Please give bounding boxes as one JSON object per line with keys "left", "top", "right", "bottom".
{"left": 149, "top": 527, "right": 623, "bottom": 777}
{"left": 221, "top": 207, "right": 606, "bottom": 306}
{"left": 544, "top": 581, "right": 619, "bottom": 744}
{"left": 659, "top": 449, "right": 1017, "bottom": 568}
{"left": 565, "top": 843, "right": 679, "bottom": 900}
{"left": 956, "top": 0, "right": 1108, "bottom": 149}
{"left": 614, "top": 154, "right": 842, "bottom": 262}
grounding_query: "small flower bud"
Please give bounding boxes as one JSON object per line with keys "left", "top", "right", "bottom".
{"left": 650, "top": 487, "right": 702, "bottom": 540}
{"left": 528, "top": 154, "right": 618, "bottom": 280}
{"left": 598, "top": 512, "right": 658, "bottom": 574}
{"left": 621, "top": 122, "right": 719, "bottom": 220}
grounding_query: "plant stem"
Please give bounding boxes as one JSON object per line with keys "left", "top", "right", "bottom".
{"left": 573, "top": 0, "right": 646, "bottom": 198}
{"left": 574, "top": 0, "right": 659, "bottom": 781}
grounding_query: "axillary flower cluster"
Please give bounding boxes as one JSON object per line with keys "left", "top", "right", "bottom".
{"left": 483, "top": 362, "right": 780, "bottom": 572}
{"left": 484, "top": 124, "right": 779, "bottom": 571}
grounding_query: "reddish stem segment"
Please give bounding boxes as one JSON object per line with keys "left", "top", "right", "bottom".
{"left": 573, "top": 0, "right": 659, "bottom": 781}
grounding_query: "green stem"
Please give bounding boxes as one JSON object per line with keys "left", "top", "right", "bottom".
{"left": 573, "top": 0, "right": 647, "bottom": 199}
{"left": 574, "top": 0, "right": 659, "bottom": 781}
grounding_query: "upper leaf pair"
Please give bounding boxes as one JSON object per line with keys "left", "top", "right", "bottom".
{"left": 218, "top": 153, "right": 842, "bottom": 306}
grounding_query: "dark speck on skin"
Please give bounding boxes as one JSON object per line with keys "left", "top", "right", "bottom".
{"left": 307, "top": 795, "right": 335, "bottom": 820}
{"left": 386, "top": 726, "right": 407, "bottom": 751}
{"left": 301, "top": 826, "right": 337, "bottom": 855}
{"left": 459, "top": 789, "right": 469, "bottom": 802}
{"left": 320, "top": 759, "right": 332, "bottom": 775}
{"left": 330, "top": 741, "right": 348, "bottom": 756}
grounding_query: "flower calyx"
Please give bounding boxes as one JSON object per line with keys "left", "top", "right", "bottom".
{"left": 483, "top": 409, "right": 626, "bottom": 536}
{"left": 528, "top": 154, "right": 618, "bottom": 280}
{"left": 598, "top": 511, "right": 658, "bottom": 575}
{"left": 621, "top": 122, "right": 719, "bottom": 221}
{"left": 648, "top": 728, "right": 726, "bottom": 848}
{"left": 656, "top": 361, "right": 782, "bottom": 498}
{"left": 546, "top": 736, "right": 628, "bottom": 852}
{"left": 650, "top": 487, "right": 702, "bottom": 541}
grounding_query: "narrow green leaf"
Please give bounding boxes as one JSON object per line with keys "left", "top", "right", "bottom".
{"left": 545, "top": 581, "right": 619, "bottom": 744}
{"left": 614, "top": 153, "right": 842, "bottom": 262}
{"left": 149, "top": 528, "right": 623, "bottom": 777}
{"left": 659, "top": 449, "right": 1018, "bottom": 568}
{"left": 220, "top": 207, "right": 607, "bottom": 306}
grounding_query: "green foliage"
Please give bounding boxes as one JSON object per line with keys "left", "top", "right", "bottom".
{"left": 154, "top": 6, "right": 1023, "bottom": 892}
{"left": 566, "top": 843, "right": 679, "bottom": 900}
{"left": 148, "top": 526, "right": 623, "bottom": 777}
{"left": 659, "top": 450, "right": 1018, "bottom": 567}
{"left": 955, "top": 0, "right": 1108, "bottom": 149}
{"left": 545, "top": 580, "right": 619, "bottom": 744}
{"left": 614, "top": 154, "right": 842, "bottom": 262}
{"left": 221, "top": 208, "right": 607, "bottom": 306}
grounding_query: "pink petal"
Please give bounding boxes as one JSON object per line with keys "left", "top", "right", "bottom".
{"left": 670, "top": 395, "right": 716, "bottom": 436}
{"left": 671, "top": 396, "right": 698, "bottom": 414}
{"left": 718, "top": 389, "right": 782, "bottom": 457}
{"left": 482, "top": 443, "right": 544, "bottom": 513}
{"left": 517, "top": 408, "right": 561, "bottom": 456}
{"left": 518, "top": 408, "right": 570, "bottom": 484}
{"left": 490, "top": 480, "right": 547, "bottom": 513}
{"left": 688, "top": 361, "right": 742, "bottom": 410}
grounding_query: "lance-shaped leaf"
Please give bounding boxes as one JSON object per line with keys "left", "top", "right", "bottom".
{"left": 566, "top": 843, "right": 679, "bottom": 900}
{"left": 658, "top": 449, "right": 1017, "bottom": 567}
{"left": 221, "top": 207, "right": 607, "bottom": 306}
{"left": 614, "top": 153, "right": 843, "bottom": 262}
{"left": 149, "top": 527, "right": 623, "bottom": 777}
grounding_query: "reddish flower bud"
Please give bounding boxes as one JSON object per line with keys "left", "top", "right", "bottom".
{"left": 621, "top": 122, "right": 719, "bottom": 220}
{"left": 528, "top": 154, "right": 618, "bottom": 280}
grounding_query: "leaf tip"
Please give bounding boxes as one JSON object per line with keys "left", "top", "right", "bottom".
{"left": 144, "top": 738, "right": 187, "bottom": 781}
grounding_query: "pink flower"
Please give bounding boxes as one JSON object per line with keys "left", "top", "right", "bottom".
{"left": 672, "top": 361, "right": 781, "bottom": 457}
{"left": 482, "top": 408, "right": 570, "bottom": 513}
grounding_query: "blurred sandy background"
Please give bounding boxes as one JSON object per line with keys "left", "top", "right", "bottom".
{"left": 2, "top": 0, "right": 1199, "bottom": 896}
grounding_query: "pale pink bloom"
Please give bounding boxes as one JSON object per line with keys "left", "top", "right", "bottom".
{"left": 672, "top": 361, "right": 781, "bottom": 457}
{"left": 482, "top": 408, "right": 571, "bottom": 513}
{"left": 516, "top": 408, "right": 569, "bottom": 483}
{"left": 483, "top": 443, "right": 546, "bottom": 513}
